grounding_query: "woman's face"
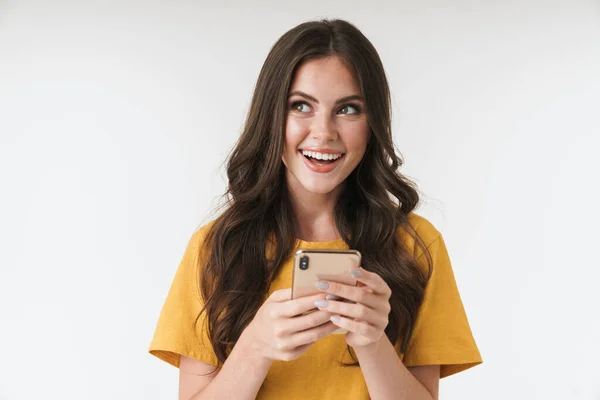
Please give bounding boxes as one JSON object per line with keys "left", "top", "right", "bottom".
{"left": 282, "top": 56, "right": 370, "bottom": 196}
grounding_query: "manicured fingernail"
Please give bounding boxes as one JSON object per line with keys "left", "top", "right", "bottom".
{"left": 314, "top": 300, "right": 328, "bottom": 308}
{"left": 330, "top": 315, "right": 341, "bottom": 323}
{"left": 350, "top": 269, "right": 362, "bottom": 277}
{"left": 315, "top": 281, "right": 329, "bottom": 290}
{"left": 325, "top": 294, "right": 340, "bottom": 300}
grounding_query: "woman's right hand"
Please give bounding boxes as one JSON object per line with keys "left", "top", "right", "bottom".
{"left": 241, "top": 288, "right": 339, "bottom": 362}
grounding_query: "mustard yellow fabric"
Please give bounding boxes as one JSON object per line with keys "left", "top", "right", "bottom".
{"left": 149, "top": 213, "right": 482, "bottom": 398}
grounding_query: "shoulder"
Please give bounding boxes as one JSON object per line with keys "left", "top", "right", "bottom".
{"left": 167, "top": 220, "right": 219, "bottom": 294}
{"left": 398, "top": 212, "right": 442, "bottom": 258}
{"left": 188, "top": 220, "right": 218, "bottom": 250}
{"left": 176, "top": 220, "right": 219, "bottom": 275}
{"left": 406, "top": 212, "right": 441, "bottom": 243}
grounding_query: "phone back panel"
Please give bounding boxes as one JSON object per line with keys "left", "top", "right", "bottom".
{"left": 291, "top": 249, "right": 361, "bottom": 299}
{"left": 291, "top": 249, "right": 361, "bottom": 335}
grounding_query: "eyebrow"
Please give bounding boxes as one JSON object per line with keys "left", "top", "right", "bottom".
{"left": 288, "top": 90, "right": 365, "bottom": 105}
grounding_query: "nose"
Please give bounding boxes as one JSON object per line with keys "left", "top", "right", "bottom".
{"left": 310, "top": 112, "right": 338, "bottom": 141}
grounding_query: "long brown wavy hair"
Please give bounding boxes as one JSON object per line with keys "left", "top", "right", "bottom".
{"left": 196, "top": 18, "right": 433, "bottom": 367}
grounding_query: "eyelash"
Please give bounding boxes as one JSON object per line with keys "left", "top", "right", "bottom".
{"left": 290, "top": 101, "right": 362, "bottom": 115}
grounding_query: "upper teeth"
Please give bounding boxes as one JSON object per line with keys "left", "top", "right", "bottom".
{"left": 301, "top": 150, "right": 343, "bottom": 160}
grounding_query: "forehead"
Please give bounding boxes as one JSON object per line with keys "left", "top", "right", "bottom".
{"left": 289, "top": 56, "right": 361, "bottom": 97}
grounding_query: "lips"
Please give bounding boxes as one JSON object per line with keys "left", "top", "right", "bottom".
{"left": 299, "top": 150, "right": 344, "bottom": 173}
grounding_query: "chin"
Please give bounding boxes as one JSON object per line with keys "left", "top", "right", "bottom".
{"left": 299, "top": 178, "right": 341, "bottom": 195}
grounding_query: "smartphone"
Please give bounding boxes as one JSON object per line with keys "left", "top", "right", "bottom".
{"left": 291, "top": 249, "right": 362, "bottom": 334}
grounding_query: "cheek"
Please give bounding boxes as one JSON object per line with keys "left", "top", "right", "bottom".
{"left": 284, "top": 118, "right": 310, "bottom": 151}
{"left": 342, "top": 122, "right": 370, "bottom": 153}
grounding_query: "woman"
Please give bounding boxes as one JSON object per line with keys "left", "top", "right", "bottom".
{"left": 149, "top": 18, "right": 482, "bottom": 400}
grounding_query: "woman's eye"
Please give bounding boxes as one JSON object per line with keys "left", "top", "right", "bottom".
{"left": 291, "top": 101, "right": 311, "bottom": 113}
{"left": 339, "top": 104, "right": 361, "bottom": 115}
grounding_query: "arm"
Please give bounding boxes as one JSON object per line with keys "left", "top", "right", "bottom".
{"left": 314, "top": 267, "right": 440, "bottom": 400}
{"left": 179, "top": 289, "right": 338, "bottom": 400}
{"left": 353, "top": 336, "right": 439, "bottom": 400}
{"left": 180, "top": 333, "right": 273, "bottom": 400}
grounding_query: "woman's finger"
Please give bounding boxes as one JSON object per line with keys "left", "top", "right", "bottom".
{"left": 348, "top": 267, "right": 392, "bottom": 298}
{"left": 277, "top": 309, "right": 333, "bottom": 335}
{"left": 329, "top": 315, "right": 378, "bottom": 337}
{"left": 275, "top": 293, "right": 328, "bottom": 318}
{"left": 315, "top": 280, "right": 380, "bottom": 309}
{"left": 285, "top": 321, "right": 339, "bottom": 349}
{"left": 315, "top": 299, "right": 388, "bottom": 329}
{"left": 266, "top": 288, "right": 292, "bottom": 302}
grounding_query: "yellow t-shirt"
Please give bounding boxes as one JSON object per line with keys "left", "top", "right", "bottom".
{"left": 149, "top": 212, "right": 482, "bottom": 398}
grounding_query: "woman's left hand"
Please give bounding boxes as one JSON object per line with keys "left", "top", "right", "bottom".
{"left": 314, "top": 265, "right": 392, "bottom": 348}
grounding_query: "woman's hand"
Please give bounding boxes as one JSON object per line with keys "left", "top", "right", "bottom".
{"left": 241, "top": 288, "right": 339, "bottom": 362}
{"left": 314, "top": 266, "right": 392, "bottom": 348}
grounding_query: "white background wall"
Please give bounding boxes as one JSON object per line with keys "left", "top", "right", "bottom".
{"left": 1, "top": 0, "right": 599, "bottom": 399}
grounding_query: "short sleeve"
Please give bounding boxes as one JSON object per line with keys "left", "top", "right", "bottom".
{"left": 402, "top": 233, "right": 483, "bottom": 378}
{"left": 148, "top": 225, "right": 219, "bottom": 368}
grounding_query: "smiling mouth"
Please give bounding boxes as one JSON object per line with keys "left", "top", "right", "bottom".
{"left": 298, "top": 150, "right": 346, "bottom": 164}
{"left": 297, "top": 150, "right": 345, "bottom": 173}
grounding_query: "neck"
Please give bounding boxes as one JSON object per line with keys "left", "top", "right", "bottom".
{"left": 286, "top": 175, "right": 344, "bottom": 242}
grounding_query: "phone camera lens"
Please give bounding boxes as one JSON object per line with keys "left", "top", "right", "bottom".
{"left": 299, "top": 256, "right": 309, "bottom": 270}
